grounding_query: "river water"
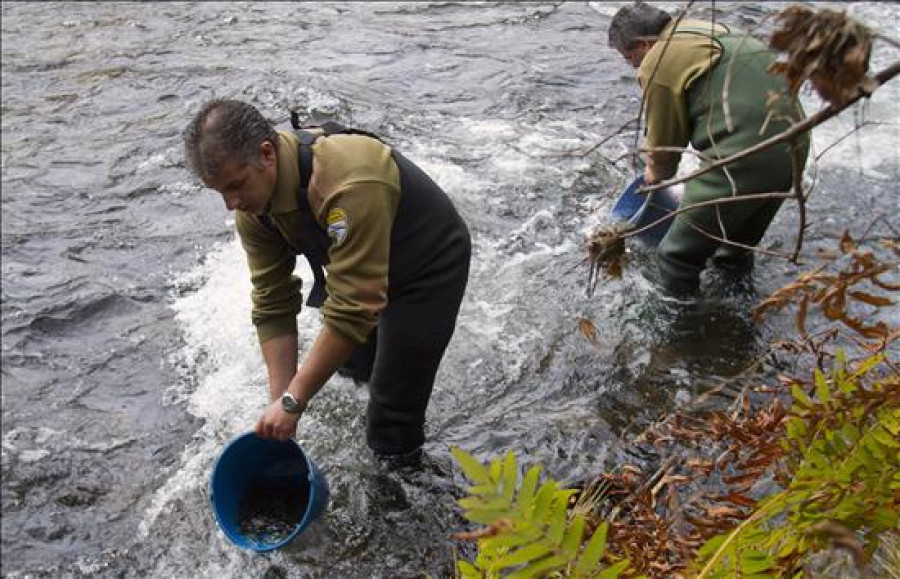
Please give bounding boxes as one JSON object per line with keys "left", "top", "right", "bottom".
{"left": 2, "top": 2, "right": 898, "bottom": 577}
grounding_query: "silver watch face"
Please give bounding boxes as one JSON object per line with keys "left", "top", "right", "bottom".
{"left": 281, "top": 392, "right": 302, "bottom": 414}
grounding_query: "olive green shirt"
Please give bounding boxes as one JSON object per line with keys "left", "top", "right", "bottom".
{"left": 235, "top": 131, "right": 401, "bottom": 345}
{"left": 637, "top": 19, "right": 729, "bottom": 180}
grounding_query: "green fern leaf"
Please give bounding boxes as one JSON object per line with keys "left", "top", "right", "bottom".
{"left": 561, "top": 516, "right": 586, "bottom": 558}
{"left": 548, "top": 494, "right": 570, "bottom": 545}
{"left": 786, "top": 416, "right": 807, "bottom": 441}
{"left": 532, "top": 481, "right": 558, "bottom": 524}
{"left": 469, "top": 483, "right": 500, "bottom": 497}
{"left": 873, "top": 425, "right": 900, "bottom": 448}
{"left": 698, "top": 533, "right": 727, "bottom": 558}
{"left": 457, "top": 559, "right": 484, "bottom": 578}
{"left": 514, "top": 554, "right": 567, "bottom": 578}
{"left": 882, "top": 408, "right": 899, "bottom": 436}
{"left": 740, "top": 549, "right": 775, "bottom": 574}
{"left": 483, "top": 527, "right": 543, "bottom": 552}
{"left": 495, "top": 538, "right": 555, "bottom": 569}
{"left": 574, "top": 521, "right": 609, "bottom": 575}
{"left": 489, "top": 456, "right": 503, "bottom": 485}
{"left": 814, "top": 368, "right": 830, "bottom": 403}
{"left": 502, "top": 451, "right": 518, "bottom": 502}
{"left": 850, "top": 352, "right": 882, "bottom": 381}
{"left": 790, "top": 384, "right": 812, "bottom": 409}
{"left": 597, "top": 559, "right": 630, "bottom": 578}
{"left": 834, "top": 348, "right": 848, "bottom": 383}
{"left": 453, "top": 446, "right": 490, "bottom": 483}
{"left": 517, "top": 466, "right": 542, "bottom": 512}
{"left": 458, "top": 496, "right": 487, "bottom": 510}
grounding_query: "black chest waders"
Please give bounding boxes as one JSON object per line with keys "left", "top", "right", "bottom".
{"left": 283, "top": 116, "right": 472, "bottom": 460}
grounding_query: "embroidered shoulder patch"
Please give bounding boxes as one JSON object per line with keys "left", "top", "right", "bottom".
{"left": 326, "top": 208, "right": 350, "bottom": 246}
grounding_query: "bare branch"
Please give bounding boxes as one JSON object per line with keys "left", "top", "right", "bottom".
{"left": 790, "top": 145, "right": 806, "bottom": 262}
{"left": 814, "top": 120, "right": 883, "bottom": 162}
{"left": 620, "top": 190, "right": 797, "bottom": 259}
{"left": 550, "top": 116, "right": 641, "bottom": 159}
{"left": 876, "top": 33, "right": 900, "bottom": 50}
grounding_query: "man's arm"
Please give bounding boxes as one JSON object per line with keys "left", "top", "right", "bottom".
{"left": 287, "top": 324, "right": 356, "bottom": 404}
{"left": 260, "top": 333, "right": 299, "bottom": 402}
{"left": 255, "top": 324, "right": 356, "bottom": 441}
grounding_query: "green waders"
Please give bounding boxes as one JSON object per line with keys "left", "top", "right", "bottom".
{"left": 655, "top": 31, "right": 810, "bottom": 296}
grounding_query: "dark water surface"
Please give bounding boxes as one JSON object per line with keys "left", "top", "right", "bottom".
{"left": 2, "top": 2, "right": 898, "bottom": 576}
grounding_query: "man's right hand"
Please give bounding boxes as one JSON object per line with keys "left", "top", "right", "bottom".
{"left": 254, "top": 399, "right": 301, "bottom": 441}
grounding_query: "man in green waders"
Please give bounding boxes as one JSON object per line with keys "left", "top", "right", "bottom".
{"left": 608, "top": 2, "right": 810, "bottom": 297}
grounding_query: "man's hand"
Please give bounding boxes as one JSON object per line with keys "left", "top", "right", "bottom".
{"left": 255, "top": 400, "right": 301, "bottom": 441}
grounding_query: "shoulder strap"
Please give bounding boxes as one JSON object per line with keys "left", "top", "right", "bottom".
{"left": 290, "top": 110, "right": 385, "bottom": 143}
{"left": 292, "top": 128, "right": 329, "bottom": 308}
{"left": 286, "top": 115, "right": 387, "bottom": 308}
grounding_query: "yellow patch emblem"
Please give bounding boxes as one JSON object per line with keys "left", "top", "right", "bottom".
{"left": 326, "top": 208, "right": 349, "bottom": 246}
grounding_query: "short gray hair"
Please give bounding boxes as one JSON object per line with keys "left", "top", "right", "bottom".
{"left": 183, "top": 99, "right": 279, "bottom": 180}
{"left": 608, "top": 2, "right": 673, "bottom": 52}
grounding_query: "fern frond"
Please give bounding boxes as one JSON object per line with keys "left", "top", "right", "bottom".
{"left": 451, "top": 447, "right": 630, "bottom": 578}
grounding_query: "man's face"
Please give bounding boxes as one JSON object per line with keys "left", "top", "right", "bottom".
{"left": 204, "top": 141, "right": 277, "bottom": 214}
{"left": 618, "top": 40, "right": 652, "bottom": 68}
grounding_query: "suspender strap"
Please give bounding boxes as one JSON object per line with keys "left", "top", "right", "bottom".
{"left": 295, "top": 129, "right": 330, "bottom": 308}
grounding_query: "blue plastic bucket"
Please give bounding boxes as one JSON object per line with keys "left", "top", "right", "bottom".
{"left": 209, "top": 432, "right": 329, "bottom": 552}
{"left": 610, "top": 176, "right": 681, "bottom": 247}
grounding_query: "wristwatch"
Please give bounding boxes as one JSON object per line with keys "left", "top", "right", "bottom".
{"left": 281, "top": 392, "right": 307, "bottom": 415}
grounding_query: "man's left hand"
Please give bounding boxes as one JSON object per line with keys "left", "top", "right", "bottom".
{"left": 255, "top": 400, "right": 301, "bottom": 441}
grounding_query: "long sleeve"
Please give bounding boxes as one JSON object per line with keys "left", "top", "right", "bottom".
{"left": 235, "top": 211, "right": 304, "bottom": 343}
{"left": 640, "top": 77, "right": 691, "bottom": 181}
{"left": 317, "top": 178, "right": 399, "bottom": 344}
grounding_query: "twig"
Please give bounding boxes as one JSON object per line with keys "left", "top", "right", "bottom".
{"left": 619, "top": 190, "right": 794, "bottom": 248}
{"left": 814, "top": 119, "right": 881, "bottom": 162}
{"left": 637, "top": 145, "right": 738, "bottom": 195}
{"left": 876, "top": 32, "right": 900, "bottom": 50}
{"left": 680, "top": 211, "right": 799, "bottom": 260}
{"left": 552, "top": 116, "right": 641, "bottom": 159}
{"left": 790, "top": 142, "right": 806, "bottom": 262}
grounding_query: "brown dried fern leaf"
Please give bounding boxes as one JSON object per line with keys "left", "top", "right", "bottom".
{"left": 768, "top": 5, "right": 875, "bottom": 106}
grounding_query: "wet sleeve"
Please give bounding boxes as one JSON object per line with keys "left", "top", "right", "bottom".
{"left": 317, "top": 180, "right": 399, "bottom": 345}
{"left": 235, "top": 211, "right": 303, "bottom": 343}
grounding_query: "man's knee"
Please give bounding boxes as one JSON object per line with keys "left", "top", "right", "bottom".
{"left": 656, "top": 245, "right": 703, "bottom": 298}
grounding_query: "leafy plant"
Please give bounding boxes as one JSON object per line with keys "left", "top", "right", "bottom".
{"left": 693, "top": 351, "right": 900, "bottom": 577}
{"left": 451, "top": 447, "right": 632, "bottom": 578}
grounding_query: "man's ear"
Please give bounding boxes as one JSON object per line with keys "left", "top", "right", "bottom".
{"left": 260, "top": 140, "right": 277, "bottom": 166}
